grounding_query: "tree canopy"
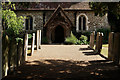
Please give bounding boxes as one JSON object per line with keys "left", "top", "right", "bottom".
{"left": 2, "top": 2, "right": 25, "bottom": 38}
{"left": 89, "top": 2, "right": 120, "bottom": 32}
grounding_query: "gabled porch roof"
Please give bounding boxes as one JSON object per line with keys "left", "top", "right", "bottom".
{"left": 44, "top": 5, "right": 73, "bottom": 27}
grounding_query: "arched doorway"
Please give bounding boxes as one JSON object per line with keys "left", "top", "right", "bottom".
{"left": 54, "top": 25, "right": 64, "bottom": 43}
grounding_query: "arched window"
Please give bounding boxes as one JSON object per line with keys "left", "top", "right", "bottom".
{"left": 76, "top": 13, "right": 88, "bottom": 32}
{"left": 79, "top": 17, "right": 81, "bottom": 30}
{"left": 83, "top": 16, "right": 86, "bottom": 30}
{"left": 25, "top": 16, "right": 33, "bottom": 30}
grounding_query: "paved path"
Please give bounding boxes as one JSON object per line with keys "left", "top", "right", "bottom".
{"left": 2, "top": 45, "right": 120, "bottom": 80}
{"left": 28, "top": 45, "right": 105, "bottom": 61}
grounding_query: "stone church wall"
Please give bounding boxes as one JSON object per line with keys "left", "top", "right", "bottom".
{"left": 65, "top": 10, "right": 110, "bottom": 31}
{"left": 15, "top": 11, "right": 43, "bottom": 30}
{"left": 15, "top": 10, "right": 110, "bottom": 32}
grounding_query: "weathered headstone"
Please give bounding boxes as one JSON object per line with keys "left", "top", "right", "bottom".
{"left": 2, "top": 35, "right": 9, "bottom": 77}
{"left": 36, "top": 30, "right": 39, "bottom": 50}
{"left": 89, "top": 32, "right": 95, "bottom": 49}
{"left": 113, "top": 33, "right": 120, "bottom": 64}
{"left": 8, "top": 38, "right": 17, "bottom": 74}
{"left": 99, "top": 33, "right": 103, "bottom": 53}
{"left": 95, "top": 32, "right": 100, "bottom": 53}
{"left": 31, "top": 33, "right": 35, "bottom": 56}
{"left": 108, "top": 32, "right": 114, "bottom": 60}
{"left": 24, "top": 33, "right": 28, "bottom": 61}
{"left": 39, "top": 30, "right": 41, "bottom": 49}
{"left": 95, "top": 32, "right": 103, "bottom": 54}
{"left": 17, "top": 40, "right": 23, "bottom": 67}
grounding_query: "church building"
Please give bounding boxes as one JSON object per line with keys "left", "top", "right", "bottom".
{"left": 15, "top": 2, "right": 110, "bottom": 43}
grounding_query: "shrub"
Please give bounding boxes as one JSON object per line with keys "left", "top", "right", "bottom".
{"left": 81, "top": 31, "right": 91, "bottom": 41}
{"left": 2, "top": 2, "right": 25, "bottom": 43}
{"left": 79, "top": 35, "right": 88, "bottom": 45}
{"left": 42, "top": 37, "right": 48, "bottom": 44}
{"left": 74, "top": 31, "right": 91, "bottom": 41}
{"left": 65, "top": 32, "right": 89, "bottom": 45}
{"left": 15, "top": 37, "right": 23, "bottom": 43}
{"left": 65, "top": 32, "right": 78, "bottom": 44}
{"left": 80, "top": 35, "right": 88, "bottom": 41}
{"left": 28, "top": 34, "right": 32, "bottom": 39}
{"left": 28, "top": 34, "right": 32, "bottom": 45}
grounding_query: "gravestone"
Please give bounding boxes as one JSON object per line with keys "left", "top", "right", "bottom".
{"left": 36, "top": 30, "right": 39, "bottom": 50}
{"left": 89, "top": 32, "right": 95, "bottom": 49}
{"left": 24, "top": 33, "right": 28, "bottom": 61}
{"left": 2, "top": 35, "right": 9, "bottom": 77}
{"left": 95, "top": 32, "right": 100, "bottom": 53}
{"left": 113, "top": 33, "right": 120, "bottom": 64}
{"left": 108, "top": 32, "right": 114, "bottom": 60}
{"left": 39, "top": 30, "right": 41, "bottom": 49}
{"left": 31, "top": 33, "right": 35, "bottom": 56}
{"left": 95, "top": 32, "right": 103, "bottom": 53}
{"left": 17, "top": 40, "right": 23, "bottom": 67}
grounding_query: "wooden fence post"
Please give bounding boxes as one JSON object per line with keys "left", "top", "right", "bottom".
{"left": 95, "top": 32, "right": 100, "bottom": 53}
{"left": 36, "top": 30, "right": 39, "bottom": 50}
{"left": 113, "top": 33, "right": 120, "bottom": 64}
{"left": 17, "top": 40, "right": 23, "bottom": 67}
{"left": 95, "top": 32, "right": 103, "bottom": 54}
{"left": 2, "top": 35, "right": 9, "bottom": 77}
{"left": 7, "top": 38, "right": 17, "bottom": 74}
{"left": 17, "top": 41, "right": 19, "bottom": 67}
{"left": 89, "top": 33, "right": 92, "bottom": 48}
{"left": 24, "top": 33, "right": 28, "bottom": 61}
{"left": 39, "top": 30, "right": 41, "bottom": 49}
{"left": 31, "top": 33, "right": 35, "bottom": 56}
{"left": 108, "top": 32, "right": 114, "bottom": 60}
{"left": 89, "top": 32, "right": 95, "bottom": 49}
{"left": 99, "top": 33, "right": 103, "bottom": 53}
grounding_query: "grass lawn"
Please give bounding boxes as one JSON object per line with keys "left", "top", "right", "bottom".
{"left": 27, "top": 48, "right": 31, "bottom": 55}
{"left": 93, "top": 44, "right": 108, "bottom": 58}
{"left": 102, "top": 44, "right": 108, "bottom": 47}
{"left": 101, "top": 44, "right": 108, "bottom": 58}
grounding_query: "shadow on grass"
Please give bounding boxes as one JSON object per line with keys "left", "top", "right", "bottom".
{"left": 2, "top": 59, "right": 120, "bottom": 80}
{"left": 82, "top": 51, "right": 108, "bottom": 60}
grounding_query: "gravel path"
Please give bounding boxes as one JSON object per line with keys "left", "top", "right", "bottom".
{"left": 2, "top": 45, "right": 120, "bottom": 80}
{"left": 28, "top": 45, "right": 105, "bottom": 61}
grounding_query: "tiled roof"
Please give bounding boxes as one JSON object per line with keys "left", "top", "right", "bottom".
{"left": 15, "top": 2, "right": 91, "bottom": 10}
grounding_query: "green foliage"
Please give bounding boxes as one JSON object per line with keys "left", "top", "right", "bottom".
{"left": 96, "top": 28, "right": 110, "bottom": 44}
{"left": 82, "top": 31, "right": 91, "bottom": 36}
{"left": 74, "top": 31, "right": 91, "bottom": 42}
{"left": 28, "top": 34, "right": 32, "bottom": 45}
{"left": 65, "top": 32, "right": 79, "bottom": 44}
{"left": 28, "top": 34, "right": 32, "bottom": 39}
{"left": 81, "top": 31, "right": 91, "bottom": 41}
{"left": 15, "top": 37, "right": 23, "bottom": 44}
{"left": 80, "top": 35, "right": 88, "bottom": 41}
{"left": 89, "top": 2, "right": 120, "bottom": 32}
{"left": 89, "top": 2, "right": 120, "bottom": 18}
{"left": 79, "top": 35, "right": 88, "bottom": 45}
{"left": 42, "top": 37, "right": 48, "bottom": 44}
{"left": 89, "top": 2, "right": 108, "bottom": 17}
{"left": 2, "top": 2, "right": 25, "bottom": 38}
{"left": 65, "top": 32, "right": 88, "bottom": 45}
